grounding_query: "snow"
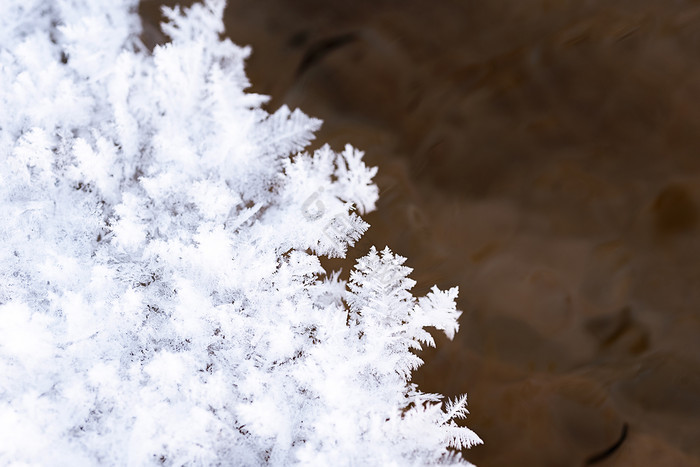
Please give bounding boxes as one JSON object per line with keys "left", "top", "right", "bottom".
{"left": 0, "top": 0, "right": 481, "bottom": 464}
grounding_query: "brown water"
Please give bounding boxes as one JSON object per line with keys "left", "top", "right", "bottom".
{"left": 142, "top": 1, "right": 700, "bottom": 465}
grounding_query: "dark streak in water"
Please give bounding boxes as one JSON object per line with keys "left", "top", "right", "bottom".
{"left": 585, "top": 423, "right": 629, "bottom": 465}
{"left": 296, "top": 33, "right": 357, "bottom": 77}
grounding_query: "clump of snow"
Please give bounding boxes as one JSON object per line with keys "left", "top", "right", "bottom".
{"left": 0, "top": 0, "right": 481, "bottom": 464}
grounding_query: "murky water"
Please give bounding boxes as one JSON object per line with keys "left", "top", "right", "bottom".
{"left": 142, "top": 1, "right": 700, "bottom": 465}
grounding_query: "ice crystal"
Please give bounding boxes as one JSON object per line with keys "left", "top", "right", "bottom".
{"left": 0, "top": 0, "right": 481, "bottom": 464}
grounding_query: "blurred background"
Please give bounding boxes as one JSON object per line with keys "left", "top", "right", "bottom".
{"left": 142, "top": 1, "right": 700, "bottom": 465}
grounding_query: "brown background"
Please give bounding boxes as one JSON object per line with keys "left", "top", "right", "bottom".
{"left": 141, "top": 1, "right": 700, "bottom": 465}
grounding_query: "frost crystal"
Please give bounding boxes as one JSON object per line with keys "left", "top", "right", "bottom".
{"left": 0, "top": 0, "right": 481, "bottom": 465}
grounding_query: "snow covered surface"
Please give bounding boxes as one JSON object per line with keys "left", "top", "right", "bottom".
{"left": 0, "top": 0, "right": 481, "bottom": 464}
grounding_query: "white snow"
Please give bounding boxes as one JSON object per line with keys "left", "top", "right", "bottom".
{"left": 0, "top": 0, "right": 481, "bottom": 464}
